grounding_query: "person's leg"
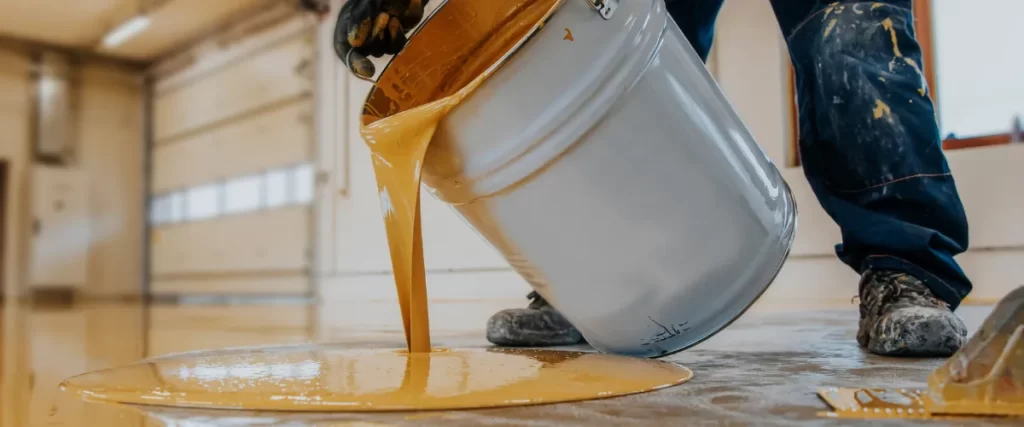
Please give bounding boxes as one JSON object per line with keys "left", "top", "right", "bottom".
{"left": 485, "top": 0, "right": 727, "bottom": 347}
{"left": 666, "top": 0, "right": 728, "bottom": 62}
{"left": 769, "top": 0, "right": 969, "bottom": 356}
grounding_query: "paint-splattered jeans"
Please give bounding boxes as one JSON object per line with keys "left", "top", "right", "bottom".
{"left": 667, "top": 0, "right": 971, "bottom": 308}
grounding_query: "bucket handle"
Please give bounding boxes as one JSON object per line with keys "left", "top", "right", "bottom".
{"left": 346, "top": 0, "right": 618, "bottom": 83}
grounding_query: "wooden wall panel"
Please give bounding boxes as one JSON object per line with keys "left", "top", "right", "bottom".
{"left": 150, "top": 206, "right": 310, "bottom": 276}
{"left": 0, "top": 49, "right": 32, "bottom": 298}
{"left": 154, "top": 34, "right": 313, "bottom": 142}
{"left": 77, "top": 64, "right": 145, "bottom": 297}
{"left": 152, "top": 98, "right": 312, "bottom": 193}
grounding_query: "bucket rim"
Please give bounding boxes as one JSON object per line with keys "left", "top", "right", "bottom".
{"left": 359, "top": 0, "right": 571, "bottom": 121}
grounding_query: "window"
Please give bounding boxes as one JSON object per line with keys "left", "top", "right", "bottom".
{"left": 292, "top": 163, "right": 315, "bottom": 204}
{"left": 930, "top": 0, "right": 1024, "bottom": 143}
{"left": 167, "top": 192, "right": 185, "bottom": 223}
{"left": 149, "top": 192, "right": 186, "bottom": 225}
{"left": 150, "top": 194, "right": 170, "bottom": 225}
{"left": 265, "top": 169, "right": 290, "bottom": 208}
{"left": 148, "top": 164, "right": 315, "bottom": 226}
{"left": 185, "top": 184, "right": 220, "bottom": 221}
{"left": 224, "top": 175, "right": 263, "bottom": 215}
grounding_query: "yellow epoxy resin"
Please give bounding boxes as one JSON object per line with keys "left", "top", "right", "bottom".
{"left": 61, "top": 346, "right": 692, "bottom": 412}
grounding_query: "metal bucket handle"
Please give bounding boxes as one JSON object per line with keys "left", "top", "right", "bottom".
{"left": 346, "top": 0, "right": 619, "bottom": 83}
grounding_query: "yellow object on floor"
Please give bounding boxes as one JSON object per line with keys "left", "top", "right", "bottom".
{"left": 819, "top": 286, "right": 1024, "bottom": 420}
{"left": 818, "top": 388, "right": 933, "bottom": 419}
{"left": 60, "top": 346, "right": 692, "bottom": 412}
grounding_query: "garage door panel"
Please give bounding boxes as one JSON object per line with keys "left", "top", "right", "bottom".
{"left": 151, "top": 206, "right": 310, "bottom": 275}
{"left": 154, "top": 35, "right": 312, "bottom": 142}
{"left": 148, "top": 14, "right": 314, "bottom": 297}
{"left": 152, "top": 99, "right": 312, "bottom": 192}
{"left": 152, "top": 133, "right": 215, "bottom": 193}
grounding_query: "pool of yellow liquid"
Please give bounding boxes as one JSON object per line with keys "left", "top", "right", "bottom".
{"left": 61, "top": 346, "right": 693, "bottom": 411}
{"left": 60, "top": 0, "right": 695, "bottom": 412}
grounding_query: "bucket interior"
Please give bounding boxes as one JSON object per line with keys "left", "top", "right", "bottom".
{"left": 361, "top": 0, "right": 564, "bottom": 125}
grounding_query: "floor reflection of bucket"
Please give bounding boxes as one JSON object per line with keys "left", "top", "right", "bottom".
{"left": 368, "top": 0, "right": 797, "bottom": 358}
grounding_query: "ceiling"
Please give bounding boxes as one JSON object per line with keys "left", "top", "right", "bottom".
{"left": 0, "top": 0, "right": 272, "bottom": 61}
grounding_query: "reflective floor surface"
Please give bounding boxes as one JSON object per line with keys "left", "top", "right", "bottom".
{"left": 0, "top": 299, "right": 1014, "bottom": 426}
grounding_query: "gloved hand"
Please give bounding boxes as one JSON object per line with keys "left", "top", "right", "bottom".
{"left": 334, "top": 0, "right": 429, "bottom": 79}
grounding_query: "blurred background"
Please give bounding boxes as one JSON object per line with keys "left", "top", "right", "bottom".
{"left": 0, "top": 0, "right": 1021, "bottom": 425}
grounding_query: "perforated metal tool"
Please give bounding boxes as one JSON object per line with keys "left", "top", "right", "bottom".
{"left": 820, "top": 286, "right": 1024, "bottom": 420}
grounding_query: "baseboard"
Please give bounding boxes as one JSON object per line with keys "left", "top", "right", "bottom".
{"left": 317, "top": 250, "right": 1021, "bottom": 314}
{"left": 764, "top": 250, "right": 1023, "bottom": 306}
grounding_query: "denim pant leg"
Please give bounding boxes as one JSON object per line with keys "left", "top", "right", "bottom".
{"left": 665, "top": 0, "right": 726, "bottom": 62}
{"left": 768, "top": 0, "right": 972, "bottom": 308}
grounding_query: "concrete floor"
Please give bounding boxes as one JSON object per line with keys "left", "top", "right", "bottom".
{"left": 0, "top": 301, "right": 1014, "bottom": 426}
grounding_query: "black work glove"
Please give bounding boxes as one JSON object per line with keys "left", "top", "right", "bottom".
{"left": 334, "top": 0, "right": 428, "bottom": 79}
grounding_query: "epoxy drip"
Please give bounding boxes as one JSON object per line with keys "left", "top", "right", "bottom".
{"left": 360, "top": 0, "right": 563, "bottom": 353}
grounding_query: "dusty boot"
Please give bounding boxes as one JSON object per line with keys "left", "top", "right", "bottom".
{"left": 486, "top": 291, "right": 584, "bottom": 347}
{"left": 857, "top": 270, "right": 968, "bottom": 357}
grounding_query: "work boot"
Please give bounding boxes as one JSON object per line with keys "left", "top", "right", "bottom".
{"left": 857, "top": 270, "right": 968, "bottom": 357}
{"left": 486, "top": 291, "right": 584, "bottom": 346}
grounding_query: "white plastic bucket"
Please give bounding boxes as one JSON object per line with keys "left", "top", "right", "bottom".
{"left": 366, "top": 0, "right": 797, "bottom": 358}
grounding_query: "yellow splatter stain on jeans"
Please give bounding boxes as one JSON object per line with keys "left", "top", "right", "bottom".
{"left": 873, "top": 99, "right": 892, "bottom": 120}
{"left": 824, "top": 19, "right": 838, "bottom": 38}
{"left": 881, "top": 18, "right": 903, "bottom": 58}
{"left": 872, "top": 3, "right": 884, "bottom": 10}
{"left": 880, "top": 18, "right": 928, "bottom": 96}
{"left": 902, "top": 57, "right": 928, "bottom": 94}
{"left": 823, "top": 2, "right": 840, "bottom": 20}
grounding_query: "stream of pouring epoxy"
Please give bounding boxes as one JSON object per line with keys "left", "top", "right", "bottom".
{"left": 359, "top": 0, "right": 567, "bottom": 354}
{"left": 61, "top": 0, "right": 694, "bottom": 412}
